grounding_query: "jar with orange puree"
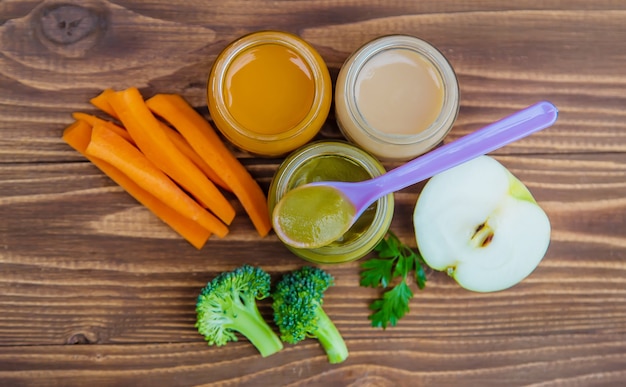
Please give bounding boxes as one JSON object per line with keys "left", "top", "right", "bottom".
{"left": 208, "top": 31, "right": 332, "bottom": 157}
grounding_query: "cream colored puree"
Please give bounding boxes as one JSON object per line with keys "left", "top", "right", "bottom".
{"left": 355, "top": 48, "right": 444, "bottom": 135}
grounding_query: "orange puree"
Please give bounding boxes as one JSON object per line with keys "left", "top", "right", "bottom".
{"left": 208, "top": 31, "right": 331, "bottom": 157}
{"left": 224, "top": 44, "right": 315, "bottom": 135}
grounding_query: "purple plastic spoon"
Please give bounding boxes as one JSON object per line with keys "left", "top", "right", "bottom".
{"left": 273, "top": 101, "right": 559, "bottom": 249}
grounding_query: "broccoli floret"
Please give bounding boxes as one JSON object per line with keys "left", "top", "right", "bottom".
{"left": 272, "top": 266, "right": 348, "bottom": 364}
{"left": 195, "top": 265, "right": 283, "bottom": 357}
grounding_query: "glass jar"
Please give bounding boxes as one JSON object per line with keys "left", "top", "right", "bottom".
{"left": 335, "top": 35, "right": 460, "bottom": 161}
{"left": 268, "top": 141, "right": 394, "bottom": 264}
{"left": 208, "top": 31, "right": 332, "bottom": 157}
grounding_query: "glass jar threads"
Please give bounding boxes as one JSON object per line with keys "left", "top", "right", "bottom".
{"left": 208, "top": 31, "right": 332, "bottom": 157}
{"left": 268, "top": 141, "right": 394, "bottom": 264}
{"left": 335, "top": 35, "right": 460, "bottom": 161}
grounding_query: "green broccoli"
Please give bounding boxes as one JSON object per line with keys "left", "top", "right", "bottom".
{"left": 195, "top": 264, "right": 283, "bottom": 357}
{"left": 272, "top": 266, "right": 349, "bottom": 364}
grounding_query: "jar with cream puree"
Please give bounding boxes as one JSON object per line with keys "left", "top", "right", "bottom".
{"left": 335, "top": 35, "right": 460, "bottom": 161}
{"left": 208, "top": 31, "right": 332, "bottom": 157}
{"left": 268, "top": 141, "right": 394, "bottom": 264}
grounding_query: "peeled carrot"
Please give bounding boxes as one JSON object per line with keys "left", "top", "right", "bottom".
{"left": 146, "top": 93, "right": 272, "bottom": 237}
{"left": 104, "top": 87, "right": 236, "bottom": 225}
{"left": 90, "top": 88, "right": 119, "bottom": 119}
{"left": 71, "top": 112, "right": 134, "bottom": 144}
{"left": 87, "top": 91, "right": 228, "bottom": 191}
{"left": 160, "top": 122, "right": 231, "bottom": 192}
{"left": 84, "top": 123, "right": 229, "bottom": 238}
{"left": 63, "top": 120, "right": 213, "bottom": 248}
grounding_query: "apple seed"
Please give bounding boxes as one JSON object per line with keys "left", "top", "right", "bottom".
{"left": 471, "top": 222, "right": 495, "bottom": 248}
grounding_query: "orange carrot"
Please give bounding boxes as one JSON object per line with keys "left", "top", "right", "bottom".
{"left": 71, "top": 112, "right": 134, "bottom": 144}
{"left": 146, "top": 93, "right": 272, "bottom": 237}
{"left": 104, "top": 87, "right": 236, "bottom": 225}
{"left": 90, "top": 88, "right": 119, "bottom": 119}
{"left": 63, "top": 120, "right": 213, "bottom": 248}
{"left": 160, "top": 122, "right": 231, "bottom": 192}
{"left": 84, "top": 123, "right": 229, "bottom": 238}
{"left": 85, "top": 94, "right": 229, "bottom": 192}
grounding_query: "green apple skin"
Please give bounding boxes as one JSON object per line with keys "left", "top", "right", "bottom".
{"left": 413, "top": 156, "right": 550, "bottom": 292}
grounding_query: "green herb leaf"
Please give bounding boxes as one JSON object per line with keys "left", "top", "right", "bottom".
{"left": 394, "top": 253, "right": 413, "bottom": 279}
{"left": 360, "top": 258, "right": 394, "bottom": 288}
{"left": 360, "top": 231, "right": 428, "bottom": 328}
{"left": 415, "top": 263, "right": 427, "bottom": 290}
{"left": 373, "top": 237, "right": 397, "bottom": 259}
{"left": 368, "top": 281, "right": 413, "bottom": 329}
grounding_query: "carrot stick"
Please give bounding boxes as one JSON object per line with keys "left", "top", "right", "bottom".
{"left": 104, "top": 87, "right": 236, "bottom": 225}
{"left": 71, "top": 112, "right": 134, "bottom": 144}
{"left": 160, "top": 122, "right": 231, "bottom": 192}
{"left": 146, "top": 93, "right": 272, "bottom": 237}
{"left": 87, "top": 88, "right": 231, "bottom": 206}
{"left": 63, "top": 120, "right": 212, "bottom": 248}
{"left": 84, "top": 123, "right": 229, "bottom": 238}
{"left": 90, "top": 88, "right": 119, "bottom": 119}
{"left": 84, "top": 94, "right": 228, "bottom": 191}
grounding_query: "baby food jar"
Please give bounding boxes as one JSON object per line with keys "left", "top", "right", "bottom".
{"left": 208, "top": 31, "right": 332, "bottom": 157}
{"left": 268, "top": 141, "right": 394, "bottom": 264}
{"left": 335, "top": 35, "right": 460, "bottom": 161}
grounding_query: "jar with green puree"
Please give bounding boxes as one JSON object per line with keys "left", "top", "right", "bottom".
{"left": 268, "top": 141, "right": 394, "bottom": 264}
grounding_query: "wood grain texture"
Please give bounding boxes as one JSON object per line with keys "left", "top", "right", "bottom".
{"left": 1, "top": 0, "right": 625, "bottom": 385}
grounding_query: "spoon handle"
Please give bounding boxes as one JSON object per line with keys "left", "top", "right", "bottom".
{"left": 370, "top": 101, "right": 559, "bottom": 198}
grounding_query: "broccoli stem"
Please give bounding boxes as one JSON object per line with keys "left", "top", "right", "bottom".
{"left": 314, "top": 305, "right": 349, "bottom": 364}
{"left": 230, "top": 303, "right": 283, "bottom": 357}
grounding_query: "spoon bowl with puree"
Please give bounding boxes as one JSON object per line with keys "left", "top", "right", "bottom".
{"left": 272, "top": 101, "right": 559, "bottom": 249}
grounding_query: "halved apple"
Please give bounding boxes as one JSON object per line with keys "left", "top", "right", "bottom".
{"left": 413, "top": 156, "right": 550, "bottom": 292}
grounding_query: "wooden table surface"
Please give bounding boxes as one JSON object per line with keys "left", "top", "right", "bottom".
{"left": 2, "top": 1, "right": 626, "bottom": 386}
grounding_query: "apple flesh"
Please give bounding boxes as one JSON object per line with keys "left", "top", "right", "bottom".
{"left": 413, "top": 156, "right": 550, "bottom": 292}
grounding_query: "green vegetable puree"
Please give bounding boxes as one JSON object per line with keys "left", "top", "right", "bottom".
{"left": 284, "top": 155, "right": 377, "bottom": 246}
{"left": 274, "top": 185, "right": 355, "bottom": 248}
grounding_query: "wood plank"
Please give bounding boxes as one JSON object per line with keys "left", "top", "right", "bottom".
{"left": 1, "top": 0, "right": 625, "bottom": 385}
{"left": 1, "top": 154, "right": 624, "bottom": 346}
{"left": 1, "top": 335, "right": 625, "bottom": 386}
{"left": 2, "top": 3, "right": 626, "bottom": 163}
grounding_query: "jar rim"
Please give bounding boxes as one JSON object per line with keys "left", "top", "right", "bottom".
{"left": 209, "top": 31, "right": 331, "bottom": 143}
{"left": 340, "top": 34, "right": 460, "bottom": 146}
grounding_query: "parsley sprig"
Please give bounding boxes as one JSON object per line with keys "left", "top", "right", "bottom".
{"left": 360, "top": 231, "right": 427, "bottom": 329}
